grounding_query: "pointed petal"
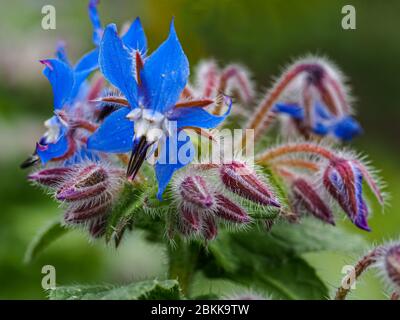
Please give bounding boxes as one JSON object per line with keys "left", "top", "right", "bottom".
{"left": 55, "top": 41, "right": 70, "bottom": 64}
{"left": 168, "top": 98, "right": 231, "bottom": 129}
{"left": 122, "top": 17, "right": 147, "bottom": 53}
{"left": 87, "top": 107, "right": 134, "bottom": 153}
{"left": 36, "top": 133, "right": 69, "bottom": 165}
{"left": 40, "top": 59, "right": 74, "bottom": 109}
{"left": 141, "top": 20, "right": 189, "bottom": 113}
{"left": 274, "top": 103, "right": 304, "bottom": 120}
{"left": 88, "top": 0, "right": 102, "bottom": 46}
{"left": 99, "top": 24, "right": 138, "bottom": 107}
{"left": 332, "top": 116, "right": 362, "bottom": 141}
{"left": 155, "top": 130, "right": 194, "bottom": 199}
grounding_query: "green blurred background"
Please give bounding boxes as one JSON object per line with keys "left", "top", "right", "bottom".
{"left": 0, "top": 0, "right": 399, "bottom": 299}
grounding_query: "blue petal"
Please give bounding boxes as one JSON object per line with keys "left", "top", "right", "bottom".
{"left": 88, "top": 0, "right": 102, "bottom": 46}
{"left": 99, "top": 24, "right": 138, "bottom": 108}
{"left": 352, "top": 164, "right": 370, "bottom": 231}
{"left": 41, "top": 59, "right": 74, "bottom": 109}
{"left": 312, "top": 122, "right": 329, "bottom": 135}
{"left": 36, "top": 132, "right": 69, "bottom": 165}
{"left": 141, "top": 20, "right": 189, "bottom": 114}
{"left": 55, "top": 41, "right": 70, "bottom": 65}
{"left": 71, "top": 48, "right": 99, "bottom": 100}
{"left": 168, "top": 100, "right": 231, "bottom": 129}
{"left": 155, "top": 130, "right": 195, "bottom": 199}
{"left": 332, "top": 116, "right": 362, "bottom": 141}
{"left": 87, "top": 107, "right": 134, "bottom": 153}
{"left": 274, "top": 103, "right": 304, "bottom": 120}
{"left": 314, "top": 101, "right": 333, "bottom": 120}
{"left": 122, "top": 17, "right": 147, "bottom": 53}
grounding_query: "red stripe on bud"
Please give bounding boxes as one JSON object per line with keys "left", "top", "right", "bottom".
{"left": 219, "top": 161, "right": 280, "bottom": 207}
{"left": 28, "top": 167, "right": 73, "bottom": 187}
{"left": 292, "top": 178, "right": 335, "bottom": 225}
{"left": 215, "top": 194, "right": 250, "bottom": 223}
{"left": 179, "top": 175, "right": 214, "bottom": 209}
{"left": 385, "top": 245, "right": 400, "bottom": 289}
{"left": 64, "top": 197, "right": 112, "bottom": 223}
{"left": 202, "top": 216, "right": 218, "bottom": 240}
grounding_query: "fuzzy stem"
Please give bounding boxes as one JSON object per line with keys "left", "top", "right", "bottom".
{"left": 272, "top": 158, "right": 320, "bottom": 172}
{"left": 257, "top": 143, "right": 336, "bottom": 164}
{"left": 334, "top": 248, "right": 380, "bottom": 300}
{"left": 168, "top": 240, "right": 200, "bottom": 297}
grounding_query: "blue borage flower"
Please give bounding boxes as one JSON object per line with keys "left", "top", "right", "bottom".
{"left": 33, "top": 0, "right": 148, "bottom": 166}
{"left": 87, "top": 21, "right": 231, "bottom": 199}
{"left": 273, "top": 101, "right": 362, "bottom": 141}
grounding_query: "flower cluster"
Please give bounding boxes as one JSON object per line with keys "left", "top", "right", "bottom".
{"left": 24, "top": 0, "right": 385, "bottom": 245}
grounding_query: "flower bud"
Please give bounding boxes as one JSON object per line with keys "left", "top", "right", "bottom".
{"left": 28, "top": 167, "right": 73, "bottom": 188}
{"left": 385, "top": 245, "right": 400, "bottom": 289}
{"left": 323, "top": 158, "right": 369, "bottom": 231}
{"left": 179, "top": 175, "right": 214, "bottom": 209}
{"left": 219, "top": 161, "right": 280, "bottom": 207}
{"left": 64, "top": 197, "right": 112, "bottom": 223}
{"left": 292, "top": 178, "right": 335, "bottom": 225}
{"left": 56, "top": 164, "right": 109, "bottom": 202}
{"left": 202, "top": 216, "right": 218, "bottom": 240}
{"left": 88, "top": 217, "right": 107, "bottom": 238}
{"left": 215, "top": 194, "right": 250, "bottom": 223}
{"left": 179, "top": 206, "right": 202, "bottom": 233}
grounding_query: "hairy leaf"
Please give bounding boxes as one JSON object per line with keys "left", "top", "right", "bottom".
{"left": 24, "top": 220, "right": 70, "bottom": 263}
{"left": 49, "top": 279, "right": 181, "bottom": 300}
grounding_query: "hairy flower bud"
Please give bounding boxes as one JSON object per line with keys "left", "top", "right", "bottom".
{"left": 88, "top": 217, "right": 108, "bottom": 238}
{"left": 215, "top": 194, "right": 250, "bottom": 223}
{"left": 64, "top": 196, "right": 112, "bottom": 223}
{"left": 219, "top": 161, "right": 280, "bottom": 207}
{"left": 28, "top": 167, "right": 73, "bottom": 188}
{"left": 179, "top": 175, "right": 214, "bottom": 209}
{"left": 202, "top": 215, "right": 218, "bottom": 240}
{"left": 323, "top": 158, "right": 369, "bottom": 230}
{"left": 292, "top": 178, "right": 335, "bottom": 225}
{"left": 179, "top": 206, "right": 202, "bottom": 233}
{"left": 56, "top": 163, "right": 109, "bottom": 202}
{"left": 384, "top": 245, "right": 400, "bottom": 289}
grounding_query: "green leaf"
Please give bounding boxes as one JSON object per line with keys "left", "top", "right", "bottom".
{"left": 199, "top": 229, "right": 329, "bottom": 299}
{"left": 24, "top": 220, "right": 70, "bottom": 264}
{"left": 268, "top": 217, "right": 367, "bottom": 254}
{"left": 49, "top": 279, "right": 182, "bottom": 300}
{"left": 197, "top": 217, "right": 366, "bottom": 300}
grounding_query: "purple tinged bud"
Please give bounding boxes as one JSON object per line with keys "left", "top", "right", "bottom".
{"left": 179, "top": 175, "right": 214, "bottom": 209}
{"left": 88, "top": 218, "right": 108, "bottom": 238}
{"left": 56, "top": 164, "right": 108, "bottom": 202}
{"left": 292, "top": 178, "right": 335, "bottom": 225}
{"left": 215, "top": 194, "right": 250, "bottom": 223}
{"left": 323, "top": 158, "right": 370, "bottom": 231}
{"left": 179, "top": 206, "right": 202, "bottom": 233}
{"left": 64, "top": 196, "right": 112, "bottom": 223}
{"left": 219, "top": 161, "right": 280, "bottom": 207}
{"left": 385, "top": 245, "right": 400, "bottom": 288}
{"left": 28, "top": 167, "right": 73, "bottom": 188}
{"left": 202, "top": 216, "right": 218, "bottom": 240}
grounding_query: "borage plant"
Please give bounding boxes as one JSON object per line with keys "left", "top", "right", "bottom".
{"left": 23, "top": 1, "right": 391, "bottom": 300}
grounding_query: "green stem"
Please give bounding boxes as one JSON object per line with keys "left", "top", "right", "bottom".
{"left": 168, "top": 240, "right": 200, "bottom": 298}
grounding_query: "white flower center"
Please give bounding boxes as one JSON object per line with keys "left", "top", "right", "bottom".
{"left": 126, "top": 108, "right": 173, "bottom": 143}
{"left": 43, "top": 117, "right": 61, "bottom": 143}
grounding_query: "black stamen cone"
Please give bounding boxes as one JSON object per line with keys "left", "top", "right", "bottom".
{"left": 127, "top": 136, "right": 154, "bottom": 181}
{"left": 20, "top": 154, "right": 39, "bottom": 169}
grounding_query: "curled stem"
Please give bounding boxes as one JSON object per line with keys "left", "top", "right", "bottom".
{"left": 334, "top": 248, "right": 381, "bottom": 300}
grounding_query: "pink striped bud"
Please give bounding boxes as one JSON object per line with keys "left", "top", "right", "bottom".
{"left": 323, "top": 158, "right": 369, "bottom": 231}
{"left": 64, "top": 196, "right": 112, "bottom": 223}
{"left": 202, "top": 216, "right": 218, "bottom": 241}
{"left": 385, "top": 245, "right": 400, "bottom": 289}
{"left": 215, "top": 194, "right": 250, "bottom": 223}
{"left": 219, "top": 161, "right": 280, "bottom": 207}
{"left": 88, "top": 218, "right": 107, "bottom": 238}
{"left": 179, "top": 206, "right": 202, "bottom": 233}
{"left": 292, "top": 178, "right": 335, "bottom": 225}
{"left": 179, "top": 175, "right": 214, "bottom": 209}
{"left": 28, "top": 167, "right": 73, "bottom": 188}
{"left": 56, "top": 164, "right": 109, "bottom": 202}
